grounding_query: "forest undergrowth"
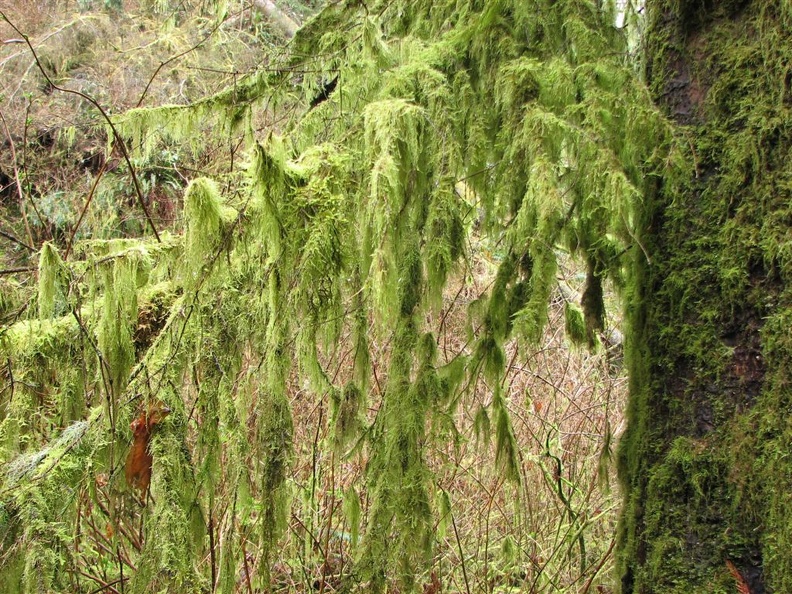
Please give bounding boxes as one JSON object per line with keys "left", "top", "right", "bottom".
{"left": 264, "top": 253, "right": 626, "bottom": 593}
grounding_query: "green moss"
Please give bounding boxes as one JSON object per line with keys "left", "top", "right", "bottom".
{"left": 37, "top": 243, "right": 64, "bottom": 319}
{"left": 617, "top": 1, "right": 792, "bottom": 592}
{"left": 564, "top": 302, "right": 587, "bottom": 346}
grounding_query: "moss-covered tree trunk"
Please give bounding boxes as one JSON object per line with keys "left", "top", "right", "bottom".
{"left": 617, "top": 2, "right": 792, "bottom": 592}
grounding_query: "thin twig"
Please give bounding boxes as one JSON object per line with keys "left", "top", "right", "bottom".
{"left": 208, "top": 499, "right": 217, "bottom": 592}
{"left": 240, "top": 534, "right": 254, "bottom": 594}
{"left": 64, "top": 157, "right": 110, "bottom": 259}
{"left": 450, "top": 504, "right": 472, "bottom": 594}
{"left": 317, "top": 450, "right": 336, "bottom": 594}
{"left": 136, "top": 11, "right": 233, "bottom": 107}
{"left": 580, "top": 538, "right": 615, "bottom": 594}
{"left": 0, "top": 109, "right": 36, "bottom": 247}
{"left": 75, "top": 567, "right": 122, "bottom": 594}
{"left": 0, "top": 227, "right": 35, "bottom": 252}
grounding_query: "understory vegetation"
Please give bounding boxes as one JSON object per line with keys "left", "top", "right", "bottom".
{"left": 0, "top": 1, "right": 686, "bottom": 592}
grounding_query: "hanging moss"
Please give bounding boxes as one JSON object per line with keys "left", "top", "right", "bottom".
{"left": 581, "top": 255, "right": 606, "bottom": 348}
{"left": 184, "top": 177, "right": 235, "bottom": 279}
{"left": 332, "top": 382, "right": 364, "bottom": 455}
{"left": 493, "top": 386, "right": 520, "bottom": 483}
{"left": 424, "top": 185, "right": 467, "bottom": 309}
{"left": 37, "top": 242, "right": 63, "bottom": 320}
{"left": 359, "top": 319, "right": 433, "bottom": 593}
{"left": 0, "top": 416, "right": 99, "bottom": 593}
{"left": 342, "top": 485, "right": 362, "bottom": 549}
{"left": 564, "top": 301, "right": 587, "bottom": 346}
{"left": 132, "top": 424, "right": 208, "bottom": 592}
{"left": 97, "top": 256, "right": 138, "bottom": 400}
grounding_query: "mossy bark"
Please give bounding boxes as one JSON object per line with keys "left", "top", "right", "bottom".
{"left": 617, "top": 2, "right": 792, "bottom": 592}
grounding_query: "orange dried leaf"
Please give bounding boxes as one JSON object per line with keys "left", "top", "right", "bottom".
{"left": 125, "top": 401, "right": 170, "bottom": 494}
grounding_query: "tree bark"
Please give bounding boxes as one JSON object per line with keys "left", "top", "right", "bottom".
{"left": 617, "top": 2, "right": 792, "bottom": 592}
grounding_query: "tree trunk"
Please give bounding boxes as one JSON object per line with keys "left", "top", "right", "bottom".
{"left": 617, "top": 2, "right": 792, "bottom": 592}
{"left": 252, "top": 0, "right": 299, "bottom": 39}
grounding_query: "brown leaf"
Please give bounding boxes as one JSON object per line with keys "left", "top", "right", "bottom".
{"left": 423, "top": 570, "right": 441, "bottom": 594}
